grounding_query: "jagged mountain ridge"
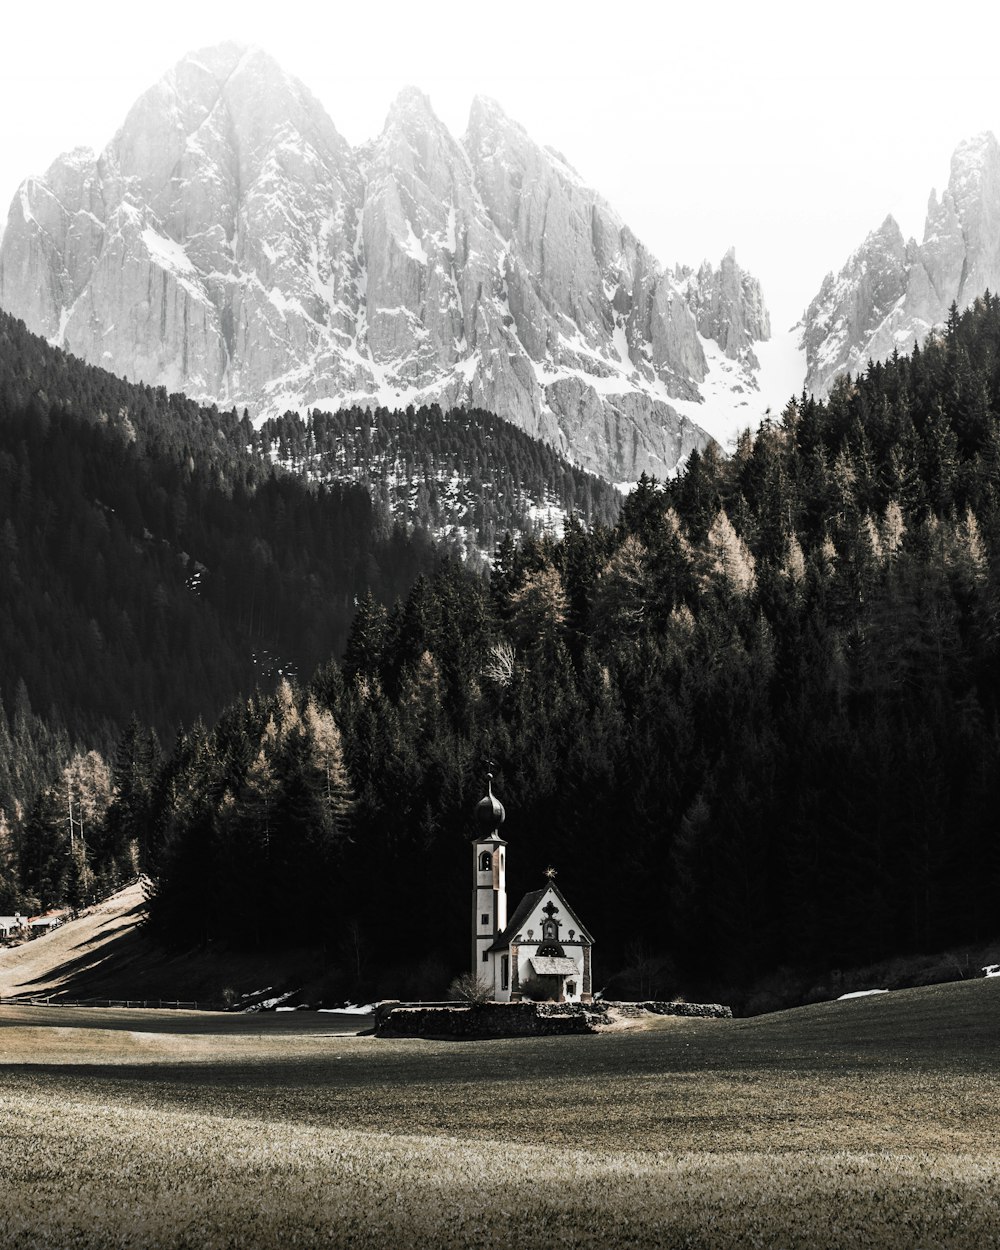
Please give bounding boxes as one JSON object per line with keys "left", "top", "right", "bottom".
{"left": 0, "top": 43, "right": 771, "bottom": 481}
{"left": 801, "top": 132, "right": 1000, "bottom": 396}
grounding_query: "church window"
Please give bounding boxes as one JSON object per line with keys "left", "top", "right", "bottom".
{"left": 479, "top": 851, "right": 492, "bottom": 871}
{"left": 501, "top": 956, "right": 509, "bottom": 990}
{"left": 566, "top": 981, "right": 577, "bottom": 997}
{"left": 481, "top": 913, "right": 489, "bottom": 926}
{"left": 482, "top": 950, "right": 489, "bottom": 963}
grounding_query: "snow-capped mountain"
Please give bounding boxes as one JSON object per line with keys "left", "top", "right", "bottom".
{"left": 0, "top": 43, "right": 773, "bottom": 481}
{"left": 801, "top": 133, "right": 1000, "bottom": 397}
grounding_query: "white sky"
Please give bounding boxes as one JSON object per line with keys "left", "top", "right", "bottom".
{"left": 1, "top": 0, "right": 998, "bottom": 332}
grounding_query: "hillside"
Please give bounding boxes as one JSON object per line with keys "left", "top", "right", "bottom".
{"left": 257, "top": 404, "right": 621, "bottom": 557}
{"left": 132, "top": 295, "right": 1000, "bottom": 1003}
{"left": 0, "top": 310, "right": 443, "bottom": 759}
{"left": 0, "top": 882, "right": 327, "bottom": 1006}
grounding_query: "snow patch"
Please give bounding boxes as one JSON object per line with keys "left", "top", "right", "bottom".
{"left": 400, "top": 219, "right": 428, "bottom": 265}
{"left": 49, "top": 306, "right": 71, "bottom": 348}
{"left": 19, "top": 183, "right": 36, "bottom": 226}
{"left": 141, "top": 228, "right": 197, "bottom": 276}
{"left": 666, "top": 327, "right": 805, "bottom": 450}
{"left": 754, "top": 326, "right": 807, "bottom": 412}
{"left": 837, "top": 989, "right": 888, "bottom": 1000}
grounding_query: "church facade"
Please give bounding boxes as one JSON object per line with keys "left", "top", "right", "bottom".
{"left": 471, "top": 775, "right": 593, "bottom": 1003}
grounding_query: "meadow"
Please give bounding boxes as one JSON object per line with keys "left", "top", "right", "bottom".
{"left": 3, "top": 981, "right": 1000, "bottom": 1247}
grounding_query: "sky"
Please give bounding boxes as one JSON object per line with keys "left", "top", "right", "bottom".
{"left": 1, "top": 0, "right": 998, "bottom": 334}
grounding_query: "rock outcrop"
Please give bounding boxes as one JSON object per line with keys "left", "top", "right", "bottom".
{"left": 801, "top": 133, "right": 1000, "bottom": 396}
{"left": 0, "top": 43, "right": 772, "bottom": 481}
{"left": 373, "top": 999, "right": 732, "bottom": 1037}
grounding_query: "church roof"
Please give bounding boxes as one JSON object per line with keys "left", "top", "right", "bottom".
{"left": 487, "top": 888, "right": 545, "bottom": 951}
{"left": 474, "top": 774, "right": 505, "bottom": 834}
{"left": 487, "top": 883, "right": 594, "bottom": 952}
{"left": 530, "top": 956, "right": 579, "bottom": 977}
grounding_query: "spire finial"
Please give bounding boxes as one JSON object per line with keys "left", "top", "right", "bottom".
{"left": 544, "top": 865, "right": 557, "bottom": 881}
{"left": 474, "top": 764, "right": 505, "bottom": 832}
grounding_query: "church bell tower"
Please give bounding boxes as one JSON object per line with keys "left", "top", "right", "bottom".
{"left": 471, "top": 773, "right": 507, "bottom": 982}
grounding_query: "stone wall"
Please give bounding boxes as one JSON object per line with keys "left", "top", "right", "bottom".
{"left": 374, "top": 998, "right": 731, "bottom": 1038}
{"left": 609, "top": 1000, "right": 733, "bottom": 1020}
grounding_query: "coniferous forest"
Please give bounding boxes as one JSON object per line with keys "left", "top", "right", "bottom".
{"left": 5, "top": 299, "right": 1000, "bottom": 1007}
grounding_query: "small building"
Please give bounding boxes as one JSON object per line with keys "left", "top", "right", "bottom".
{"left": 0, "top": 914, "right": 26, "bottom": 940}
{"left": 27, "top": 909, "right": 69, "bottom": 934}
{"left": 471, "top": 775, "right": 593, "bottom": 1003}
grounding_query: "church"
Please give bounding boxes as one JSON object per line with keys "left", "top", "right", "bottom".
{"left": 471, "top": 774, "right": 594, "bottom": 1003}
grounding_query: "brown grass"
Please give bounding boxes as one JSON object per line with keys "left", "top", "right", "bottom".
{"left": 3, "top": 979, "right": 1000, "bottom": 1245}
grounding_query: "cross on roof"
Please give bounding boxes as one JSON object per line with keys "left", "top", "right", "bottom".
{"left": 542, "top": 900, "right": 559, "bottom": 917}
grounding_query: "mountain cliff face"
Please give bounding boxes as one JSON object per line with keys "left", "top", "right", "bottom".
{"left": 801, "top": 133, "right": 1000, "bottom": 396}
{"left": 0, "top": 43, "right": 772, "bottom": 481}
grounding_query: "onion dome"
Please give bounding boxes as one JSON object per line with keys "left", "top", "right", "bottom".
{"left": 475, "top": 773, "right": 506, "bottom": 833}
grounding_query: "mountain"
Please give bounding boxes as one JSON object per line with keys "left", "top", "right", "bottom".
{"left": 801, "top": 132, "right": 1000, "bottom": 395}
{"left": 0, "top": 43, "right": 772, "bottom": 482}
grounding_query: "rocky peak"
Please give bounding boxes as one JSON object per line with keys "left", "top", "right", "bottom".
{"left": 801, "top": 134, "right": 1000, "bottom": 396}
{"left": 0, "top": 43, "right": 774, "bottom": 483}
{"left": 681, "top": 247, "right": 770, "bottom": 363}
{"left": 799, "top": 214, "right": 910, "bottom": 395}
{"left": 385, "top": 85, "right": 437, "bottom": 122}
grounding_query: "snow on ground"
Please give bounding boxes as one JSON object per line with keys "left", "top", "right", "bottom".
{"left": 667, "top": 338, "right": 759, "bottom": 450}
{"left": 837, "top": 989, "right": 889, "bottom": 1000}
{"left": 754, "top": 325, "right": 807, "bottom": 413}
{"left": 669, "top": 326, "right": 806, "bottom": 451}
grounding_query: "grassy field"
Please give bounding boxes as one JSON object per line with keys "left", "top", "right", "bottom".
{"left": 3, "top": 980, "right": 1000, "bottom": 1247}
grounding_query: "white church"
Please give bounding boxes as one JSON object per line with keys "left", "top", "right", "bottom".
{"left": 471, "top": 774, "right": 594, "bottom": 1003}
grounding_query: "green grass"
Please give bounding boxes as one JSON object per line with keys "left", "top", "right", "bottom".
{"left": 3, "top": 980, "right": 1000, "bottom": 1246}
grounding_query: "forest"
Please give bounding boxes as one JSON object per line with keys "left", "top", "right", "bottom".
{"left": 0, "top": 310, "right": 599, "bottom": 850}
{"left": 256, "top": 403, "right": 620, "bottom": 556}
{"left": 5, "top": 298, "right": 1000, "bottom": 1007}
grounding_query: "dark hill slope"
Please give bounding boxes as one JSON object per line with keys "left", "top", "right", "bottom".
{"left": 0, "top": 312, "right": 441, "bottom": 781}
{"left": 256, "top": 404, "right": 620, "bottom": 554}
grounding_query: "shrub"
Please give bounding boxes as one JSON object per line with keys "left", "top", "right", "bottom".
{"left": 448, "top": 972, "right": 493, "bottom": 1003}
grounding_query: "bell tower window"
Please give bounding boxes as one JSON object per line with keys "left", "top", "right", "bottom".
{"left": 479, "top": 850, "right": 492, "bottom": 871}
